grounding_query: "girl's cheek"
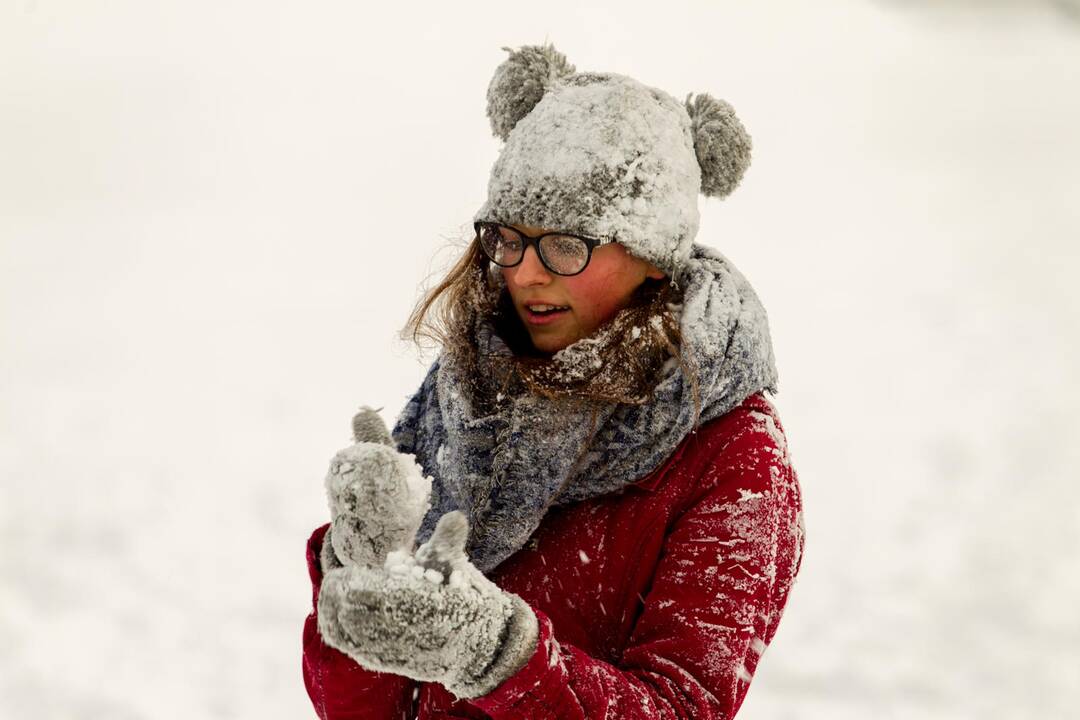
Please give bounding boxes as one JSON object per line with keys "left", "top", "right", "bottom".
{"left": 576, "top": 297, "right": 615, "bottom": 331}
{"left": 565, "top": 277, "right": 604, "bottom": 305}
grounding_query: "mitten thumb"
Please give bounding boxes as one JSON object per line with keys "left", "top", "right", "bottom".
{"left": 414, "top": 511, "right": 469, "bottom": 578}
{"left": 351, "top": 406, "right": 393, "bottom": 446}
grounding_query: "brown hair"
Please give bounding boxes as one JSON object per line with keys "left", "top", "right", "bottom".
{"left": 403, "top": 237, "right": 487, "bottom": 352}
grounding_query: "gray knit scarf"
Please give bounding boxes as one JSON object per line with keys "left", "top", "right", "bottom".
{"left": 391, "top": 243, "right": 779, "bottom": 574}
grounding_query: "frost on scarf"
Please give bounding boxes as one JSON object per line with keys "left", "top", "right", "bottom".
{"left": 392, "top": 243, "right": 780, "bottom": 574}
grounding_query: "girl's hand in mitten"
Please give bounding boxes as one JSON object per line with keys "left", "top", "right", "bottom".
{"left": 322, "top": 406, "right": 432, "bottom": 571}
{"left": 316, "top": 512, "right": 540, "bottom": 699}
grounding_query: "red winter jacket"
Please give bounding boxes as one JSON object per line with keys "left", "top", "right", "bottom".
{"left": 302, "top": 390, "right": 805, "bottom": 719}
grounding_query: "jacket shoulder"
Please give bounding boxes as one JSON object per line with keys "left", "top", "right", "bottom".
{"left": 700, "top": 389, "right": 785, "bottom": 438}
{"left": 677, "top": 391, "right": 793, "bottom": 498}
{"left": 697, "top": 390, "right": 787, "bottom": 456}
{"left": 631, "top": 391, "right": 787, "bottom": 495}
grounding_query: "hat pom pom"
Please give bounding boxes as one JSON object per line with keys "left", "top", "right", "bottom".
{"left": 486, "top": 43, "right": 576, "bottom": 141}
{"left": 685, "top": 93, "right": 752, "bottom": 198}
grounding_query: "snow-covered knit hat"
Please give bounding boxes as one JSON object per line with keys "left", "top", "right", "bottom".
{"left": 474, "top": 43, "right": 753, "bottom": 279}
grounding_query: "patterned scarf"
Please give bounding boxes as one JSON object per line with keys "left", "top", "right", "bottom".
{"left": 392, "top": 243, "right": 779, "bottom": 573}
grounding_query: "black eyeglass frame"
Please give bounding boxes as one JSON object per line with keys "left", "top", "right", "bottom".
{"left": 474, "top": 221, "right": 617, "bottom": 277}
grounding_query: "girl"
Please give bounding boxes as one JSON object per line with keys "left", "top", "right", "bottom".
{"left": 302, "top": 43, "right": 805, "bottom": 719}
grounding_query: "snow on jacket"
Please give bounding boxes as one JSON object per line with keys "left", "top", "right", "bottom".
{"left": 302, "top": 389, "right": 805, "bottom": 719}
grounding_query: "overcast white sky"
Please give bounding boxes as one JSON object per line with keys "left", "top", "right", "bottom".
{"left": 2, "top": 1, "right": 1078, "bottom": 718}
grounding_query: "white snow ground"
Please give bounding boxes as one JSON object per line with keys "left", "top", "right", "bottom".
{"left": 2, "top": 2, "right": 1078, "bottom": 718}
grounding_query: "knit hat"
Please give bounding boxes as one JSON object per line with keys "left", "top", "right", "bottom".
{"left": 474, "top": 43, "right": 753, "bottom": 279}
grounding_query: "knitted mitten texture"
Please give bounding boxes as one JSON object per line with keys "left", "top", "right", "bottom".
{"left": 317, "top": 511, "right": 539, "bottom": 699}
{"left": 322, "top": 406, "right": 431, "bottom": 570}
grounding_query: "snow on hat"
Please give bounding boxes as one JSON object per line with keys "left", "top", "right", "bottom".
{"left": 474, "top": 43, "right": 752, "bottom": 278}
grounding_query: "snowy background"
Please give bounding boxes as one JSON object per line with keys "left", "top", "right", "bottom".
{"left": 2, "top": 1, "right": 1078, "bottom": 718}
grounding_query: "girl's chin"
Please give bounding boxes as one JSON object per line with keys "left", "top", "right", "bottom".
{"left": 526, "top": 329, "right": 576, "bottom": 354}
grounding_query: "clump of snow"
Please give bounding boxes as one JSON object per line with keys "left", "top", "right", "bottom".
{"left": 734, "top": 662, "right": 753, "bottom": 682}
{"left": 748, "top": 410, "right": 789, "bottom": 465}
{"left": 549, "top": 335, "right": 609, "bottom": 383}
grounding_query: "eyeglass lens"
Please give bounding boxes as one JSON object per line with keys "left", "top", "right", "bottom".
{"left": 478, "top": 225, "right": 590, "bottom": 275}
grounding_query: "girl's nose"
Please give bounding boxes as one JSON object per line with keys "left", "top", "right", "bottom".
{"left": 512, "top": 246, "right": 551, "bottom": 286}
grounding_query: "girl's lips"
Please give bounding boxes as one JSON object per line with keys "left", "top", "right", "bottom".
{"left": 523, "top": 306, "right": 570, "bottom": 326}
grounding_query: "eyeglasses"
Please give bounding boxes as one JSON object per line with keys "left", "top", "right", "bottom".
{"left": 475, "top": 221, "right": 616, "bottom": 277}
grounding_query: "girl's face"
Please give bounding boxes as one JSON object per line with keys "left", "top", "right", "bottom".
{"left": 500, "top": 224, "right": 666, "bottom": 354}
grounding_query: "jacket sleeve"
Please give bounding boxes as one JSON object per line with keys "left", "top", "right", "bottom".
{"left": 466, "top": 405, "right": 806, "bottom": 719}
{"left": 302, "top": 523, "right": 416, "bottom": 720}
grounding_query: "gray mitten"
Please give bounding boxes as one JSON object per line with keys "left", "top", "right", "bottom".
{"left": 322, "top": 406, "right": 431, "bottom": 571}
{"left": 317, "top": 511, "right": 540, "bottom": 699}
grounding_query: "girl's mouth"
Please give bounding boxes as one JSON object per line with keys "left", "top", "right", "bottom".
{"left": 524, "top": 304, "right": 570, "bottom": 325}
